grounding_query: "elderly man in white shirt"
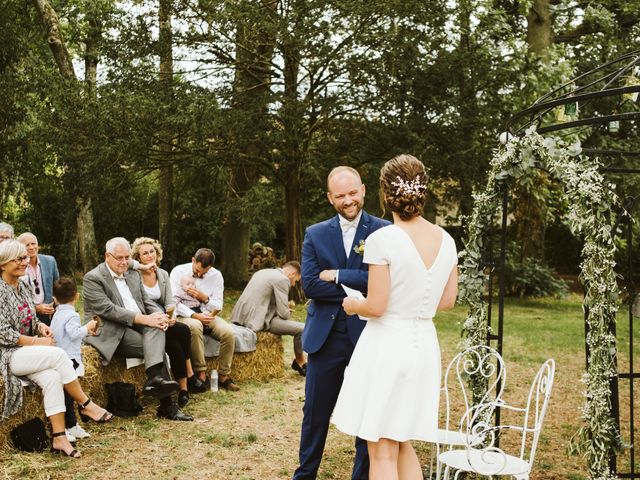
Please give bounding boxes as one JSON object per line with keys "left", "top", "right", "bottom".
{"left": 83, "top": 237, "right": 192, "bottom": 421}
{"left": 170, "top": 248, "right": 238, "bottom": 391}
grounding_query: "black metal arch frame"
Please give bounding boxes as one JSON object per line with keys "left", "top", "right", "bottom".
{"left": 484, "top": 50, "right": 640, "bottom": 477}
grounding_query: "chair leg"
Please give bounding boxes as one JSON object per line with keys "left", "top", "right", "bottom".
{"left": 442, "top": 465, "right": 450, "bottom": 480}
{"left": 435, "top": 443, "right": 442, "bottom": 480}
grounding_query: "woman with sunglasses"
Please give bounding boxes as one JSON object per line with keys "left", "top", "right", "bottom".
{"left": 0, "top": 240, "right": 113, "bottom": 459}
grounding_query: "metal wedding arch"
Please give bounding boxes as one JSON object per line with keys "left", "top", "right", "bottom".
{"left": 473, "top": 50, "right": 640, "bottom": 478}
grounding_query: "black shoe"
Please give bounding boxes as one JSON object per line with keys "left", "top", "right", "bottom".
{"left": 143, "top": 376, "right": 180, "bottom": 398}
{"left": 177, "top": 390, "right": 189, "bottom": 408}
{"left": 157, "top": 402, "right": 193, "bottom": 421}
{"left": 291, "top": 360, "right": 307, "bottom": 377}
{"left": 187, "top": 375, "right": 208, "bottom": 393}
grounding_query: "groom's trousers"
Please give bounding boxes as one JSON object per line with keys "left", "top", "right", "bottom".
{"left": 293, "top": 315, "right": 369, "bottom": 480}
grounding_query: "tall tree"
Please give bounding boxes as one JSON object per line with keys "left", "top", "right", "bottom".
{"left": 31, "top": 0, "right": 100, "bottom": 271}
{"left": 220, "top": 0, "right": 278, "bottom": 287}
{"left": 158, "top": 0, "right": 175, "bottom": 264}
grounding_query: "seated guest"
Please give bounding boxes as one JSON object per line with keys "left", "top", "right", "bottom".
{"left": 0, "top": 240, "right": 113, "bottom": 459}
{"left": 50, "top": 276, "right": 98, "bottom": 441}
{"left": 0, "top": 222, "right": 14, "bottom": 243}
{"left": 83, "top": 237, "right": 191, "bottom": 421}
{"left": 230, "top": 261, "right": 307, "bottom": 376}
{"left": 131, "top": 237, "right": 207, "bottom": 408}
{"left": 17, "top": 232, "right": 59, "bottom": 325}
{"left": 170, "top": 248, "right": 239, "bottom": 391}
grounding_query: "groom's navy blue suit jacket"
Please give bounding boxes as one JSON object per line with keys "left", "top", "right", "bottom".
{"left": 301, "top": 211, "right": 390, "bottom": 353}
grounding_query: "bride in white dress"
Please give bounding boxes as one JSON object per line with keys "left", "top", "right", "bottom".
{"left": 332, "top": 154, "right": 458, "bottom": 480}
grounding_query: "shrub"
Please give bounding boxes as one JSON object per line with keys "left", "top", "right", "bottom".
{"left": 504, "top": 251, "right": 569, "bottom": 298}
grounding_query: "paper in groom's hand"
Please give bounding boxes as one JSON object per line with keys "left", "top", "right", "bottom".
{"left": 341, "top": 284, "right": 369, "bottom": 321}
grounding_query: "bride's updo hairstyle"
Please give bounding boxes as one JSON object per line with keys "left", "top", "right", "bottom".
{"left": 379, "top": 154, "right": 428, "bottom": 220}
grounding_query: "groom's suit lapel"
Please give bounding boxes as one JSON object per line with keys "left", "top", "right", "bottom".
{"left": 346, "top": 211, "right": 369, "bottom": 269}
{"left": 329, "top": 215, "right": 348, "bottom": 268}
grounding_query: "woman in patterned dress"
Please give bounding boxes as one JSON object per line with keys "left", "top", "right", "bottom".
{"left": 0, "top": 240, "right": 113, "bottom": 458}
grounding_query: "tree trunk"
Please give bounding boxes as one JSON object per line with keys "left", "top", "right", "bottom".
{"left": 74, "top": 1, "right": 101, "bottom": 271}
{"left": 221, "top": 0, "right": 277, "bottom": 287}
{"left": 514, "top": 181, "right": 548, "bottom": 262}
{"left": 280, "top": 0, "right": 304, "bottom": 263}
{"left": 221, "top": 166, "right": 256, "bottom": 288}
{"left": 31, "top": 0, "right": 75, "bottom": 80}
{"left": 284, "top": 178, "right": 304, "bottom": 301}
{"left": 76, "top": 196, "right": 99, "bottom": 271}
{"left": 284, "top": 180, "right": 302, "bottom": 263}
{"left": 455, "top": 0, "right": 478, "bottom": 220}
{"left": 517, "top": 0, "right": 553, "bottom": 260}
{"left": 33, "top": 0, "right": 100, "bottom": 271}
{"left": 526, "top": 0, "right": 553, "bottom": 58}
{"left": 158, "top": 0, "right": 175, "bottom": 265}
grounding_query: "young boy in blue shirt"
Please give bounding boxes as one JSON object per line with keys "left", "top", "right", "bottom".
{"left": 51, "top": 277, "right": 98, "bottom": 441}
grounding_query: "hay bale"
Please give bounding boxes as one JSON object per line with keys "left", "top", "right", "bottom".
{"left": 81, "top": 347, "right": 147, "bottom": 407}
{"left": 0, "top": 332, "right": 283, "bottom": 451}
{"left": 205, "top": 331, "right": 284, "bottom": 382}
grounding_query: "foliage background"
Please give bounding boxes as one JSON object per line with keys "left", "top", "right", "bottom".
{"left": 2, "top": 0, "right": 638, "bottom": 281}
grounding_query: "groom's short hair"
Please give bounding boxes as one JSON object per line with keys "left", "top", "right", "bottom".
{"left": 326, "top": 166, "right": 361, "bottom": 191}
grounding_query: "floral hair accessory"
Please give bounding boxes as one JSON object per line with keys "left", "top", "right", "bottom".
{"left": 390, "top": 175, "right": 427, "bottom": 196}
{"left": 353, "top": 239, "right": 365, "bottom": 256}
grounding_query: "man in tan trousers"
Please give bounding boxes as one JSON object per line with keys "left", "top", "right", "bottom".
{"left": 170, "top": 248, "right": 239, "bottom": 391}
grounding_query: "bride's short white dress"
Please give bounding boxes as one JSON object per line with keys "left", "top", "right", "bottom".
{"left": 332, "top": 224, "right": 457, "bottom": 442}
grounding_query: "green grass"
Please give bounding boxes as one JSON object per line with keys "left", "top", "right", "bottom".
{"left": 3, "top": 293, "right": 637, "bottom": 479}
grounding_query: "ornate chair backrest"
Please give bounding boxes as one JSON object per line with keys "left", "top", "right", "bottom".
{"left": 519, "top": 358, "right": 556, "bottom": 464}
{"left": 442, "top": 345, "right": 506, "bottom": 435}
{"left": 459, "top": 358, "right": 556, "bottom": 476}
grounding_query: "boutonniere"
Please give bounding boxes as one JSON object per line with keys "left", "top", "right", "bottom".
{"left": 353, "top": 240, "right": 365, "bottom": 256}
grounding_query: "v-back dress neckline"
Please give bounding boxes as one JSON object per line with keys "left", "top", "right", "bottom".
{"left": 391, "top": 224, "right": 444, "bottom": 272}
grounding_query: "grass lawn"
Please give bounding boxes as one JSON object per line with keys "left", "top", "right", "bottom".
{"left": 1, "top": 293, "right": 637, "bottom": 479}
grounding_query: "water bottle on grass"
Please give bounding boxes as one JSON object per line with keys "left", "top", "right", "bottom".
{"left": 210, "top": 370, "right": 218, "bottom": 392}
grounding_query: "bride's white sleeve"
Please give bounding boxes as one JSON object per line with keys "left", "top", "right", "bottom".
{"left": 363, "top": 230, "right": 389, "bottom": 266}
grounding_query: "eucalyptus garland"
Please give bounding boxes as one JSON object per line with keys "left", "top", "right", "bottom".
{"left": 458, "top": 128, "right": 621, "bottom": 479}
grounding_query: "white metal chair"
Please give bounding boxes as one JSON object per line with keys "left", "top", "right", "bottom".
{"left": 429, "top": 345, "right": 506, "bottom": 479}
{"left": 438, "top": 358, "right": 556, "bottom": 479}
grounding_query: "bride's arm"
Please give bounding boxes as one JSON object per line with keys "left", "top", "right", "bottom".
{"left": 437, "top": 266, "right": 458, "bottom": 311}
{"left": 342, "top": 264, "right": 390, "bottom": 318}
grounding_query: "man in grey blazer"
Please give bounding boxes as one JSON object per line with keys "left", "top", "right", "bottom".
{"left": 83, "top": 237, "right": 191, "bottom": 421}
{"left": 230, "top": 261, "right": 306, "bottom": 375}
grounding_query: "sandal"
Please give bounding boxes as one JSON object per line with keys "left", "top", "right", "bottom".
{"left": 51, "top": 431, "right": 81, "bottom": 458}
{"left": 79, "top": 398, "right": 114, "bottom": 423}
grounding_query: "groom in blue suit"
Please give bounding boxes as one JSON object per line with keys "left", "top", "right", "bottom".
{"left": 293, "top": 166, "right": 390, "bottom": 480}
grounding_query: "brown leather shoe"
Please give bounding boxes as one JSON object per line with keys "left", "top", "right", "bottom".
{"left": 219, "top": 377, "right": 240, "bottom": 391}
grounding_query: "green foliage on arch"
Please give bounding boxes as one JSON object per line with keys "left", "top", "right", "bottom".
{"left": 458, "top": 129, "right": 621, "bottom": 479}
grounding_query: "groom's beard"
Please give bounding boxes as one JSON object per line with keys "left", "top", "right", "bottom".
{"left": 335, "top": 200, "right": 363, "bottom": 221}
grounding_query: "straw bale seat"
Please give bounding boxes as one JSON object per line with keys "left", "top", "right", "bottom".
{"left": 0, "top": 331, "right": 283, "bottom": 450}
